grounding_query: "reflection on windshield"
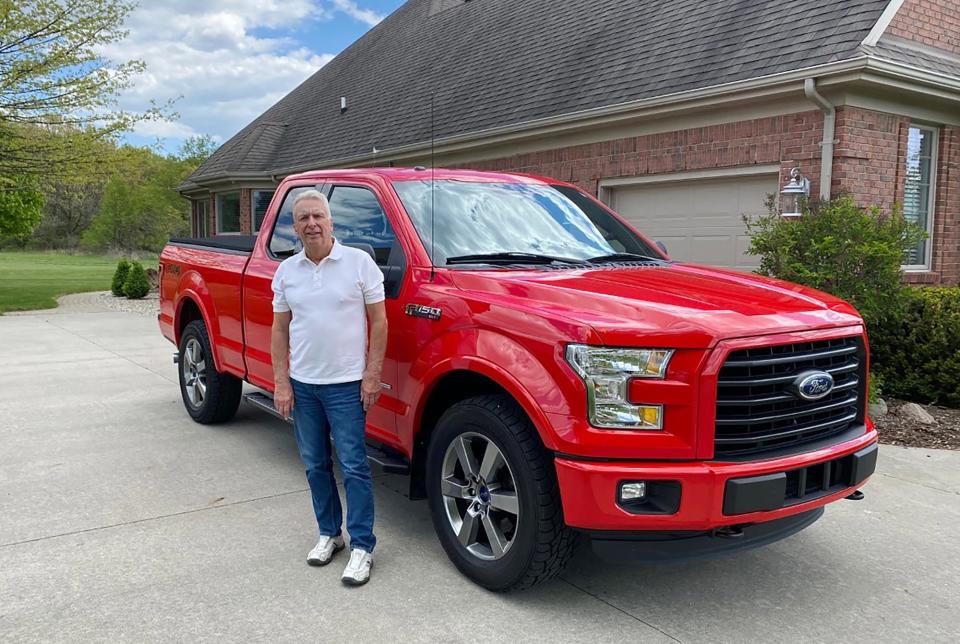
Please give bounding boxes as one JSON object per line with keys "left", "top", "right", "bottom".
{"left": 393, "top": 180, "right": 647, "bottom": 265}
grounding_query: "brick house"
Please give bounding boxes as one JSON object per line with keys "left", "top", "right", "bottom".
{"left": 180, "top": 0, "right": 960, "bottom": 284}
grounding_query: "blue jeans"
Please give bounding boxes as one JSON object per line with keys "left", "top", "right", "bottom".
{"left": 290, "top": 379, "right": 375, "bottom": 553}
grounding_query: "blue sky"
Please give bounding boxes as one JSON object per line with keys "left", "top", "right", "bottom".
{"left": 100, "top": 1, "right": 406, "bottom": 155}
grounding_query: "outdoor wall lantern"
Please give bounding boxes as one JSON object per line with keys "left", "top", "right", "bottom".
{"left": 780, "top": 167, "right": 810, "bottom": 218}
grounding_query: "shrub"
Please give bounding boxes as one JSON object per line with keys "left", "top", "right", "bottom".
{"left": 122, "top": 261, "right": 150, "bottom": 299}
{"left": 111, "top": 259, "right": 131, "bottom": 297}
{"left": 870, "top": 287, "right": 960, "bottom": 407}
{"left": 744, "top": 195, "right": 926, "bottom": 333}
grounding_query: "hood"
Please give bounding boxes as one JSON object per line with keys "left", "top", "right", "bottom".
{"left": 450, "top": 262, "right": 863, "bottom": 348}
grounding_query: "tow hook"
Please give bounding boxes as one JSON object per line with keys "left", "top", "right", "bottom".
{"left": 713, "top": 525, "right": 745, "bottom": 539}
{"left": 845, "top": 490, "right": 865, "bottom": 501}
{"left": 173, "top": 352, "right": 180, "bottom": 364}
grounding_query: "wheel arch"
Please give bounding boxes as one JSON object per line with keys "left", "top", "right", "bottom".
{"left": 408, "top": 362, "right": 557, "bottom": 500}
{"left": 174, "top": 285, "right": 223, "bottom": 372}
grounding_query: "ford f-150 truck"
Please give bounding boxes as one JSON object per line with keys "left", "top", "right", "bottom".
{"left": 159, "top": 167, "right": 878, "bottom": 591}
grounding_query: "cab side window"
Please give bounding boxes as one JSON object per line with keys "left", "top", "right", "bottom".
{"left": 268, "top": 186, "right": 318, "bottom": 257}
{"left": 327, "top": 185, "right": 399, "bottom": 266}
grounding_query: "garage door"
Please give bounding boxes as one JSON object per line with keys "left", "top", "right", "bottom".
{"left": 608, "top": 173, "right": 777, "bottom": 270}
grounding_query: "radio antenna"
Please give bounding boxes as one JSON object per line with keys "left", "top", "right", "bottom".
{"left": 430, "top": 91, "right": 436, "bottom": 281}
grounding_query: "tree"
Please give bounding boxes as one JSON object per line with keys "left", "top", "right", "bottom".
{"left": 0, "top": 0, "right": 166, "bottom": 186}
{"left": 0, "top": 175, "right": 44, "bottom": 241}
{"left": 81, "top": 146, "right": 191, "bottom": 252}
{"left": 31, "top": 172, "right": 108, "bottom": 248}
{"left": 122, "top": 261, "right": 149, "bottom": 298}
{"left": 111, "top": 259, "right": 130, "bottom": 296}
{"left": 178, "top": 135, "right": 219, "bottom": 167}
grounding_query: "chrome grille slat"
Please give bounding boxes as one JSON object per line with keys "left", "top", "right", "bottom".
{"left": 715, "top": 395, "right": 859, "bottom": 426}
{"left": 717, "top": 360, "right": 859, "bottom": 387}
{"left": 721, "top": 344, "right": 858, "bottom": 368}
{"left": 714, "top": 336, "right": 865, "bottom": 458}
{"left": 716, "top": 378, "right": 859, "bottom": 406}
{"left": 715, "top": 412, "right": 858, "bottom": 444}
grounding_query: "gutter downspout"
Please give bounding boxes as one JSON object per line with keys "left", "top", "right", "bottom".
{"left": 804, "top": 78, "right": 835, "bottom": 201}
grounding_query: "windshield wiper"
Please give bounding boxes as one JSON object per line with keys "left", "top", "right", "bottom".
{"left": 446, "top": 252, "right": 588, "bottom": 266}
{"left": 586, "top": 252, "right": 663, "bottom": 264}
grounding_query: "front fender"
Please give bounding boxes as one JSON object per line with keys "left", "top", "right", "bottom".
{"left": 407, "top": 328, "right": 574, "bottom": 451}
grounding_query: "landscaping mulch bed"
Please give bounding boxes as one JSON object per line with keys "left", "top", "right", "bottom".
{"left": 874, "top": 398, "right": 960, "bottom": 451}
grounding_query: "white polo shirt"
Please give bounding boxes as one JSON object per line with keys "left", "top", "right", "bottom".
{"left": 271, "top": 240, "right": 385, "bottom": 384}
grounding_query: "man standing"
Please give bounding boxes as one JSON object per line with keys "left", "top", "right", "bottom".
{"left": 270, "top": 189, "right": 387, "bottom": 587}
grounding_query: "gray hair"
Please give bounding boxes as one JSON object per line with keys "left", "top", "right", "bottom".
{"left": 292, "top": 189, "right": 330, "bottom": 216}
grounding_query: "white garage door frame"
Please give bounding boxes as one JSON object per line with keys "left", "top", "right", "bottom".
{"left": 598, "top": 164, "right": 781, "bottom": 270}
{"left": 597, "top": 164, "right": 782, "bottom": 206}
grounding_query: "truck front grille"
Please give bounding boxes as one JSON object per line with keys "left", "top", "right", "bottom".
{"left": 714, "top": 336, "right": 865, "bottom": 458}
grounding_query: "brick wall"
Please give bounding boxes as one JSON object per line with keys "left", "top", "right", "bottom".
{"left": 240, "top": 189, "right": 252, "bottom": 234}
{"left": 209, "top": 196, "right": 217, "bottom": 235}
{"left": 887, "top": 0, "right": 960, "bottom": 55}
{"left": 460, "top": 110, "right": 826, "bottom": 199}
{"left": 832, "top": 106, "right": 908, "bottom": 213}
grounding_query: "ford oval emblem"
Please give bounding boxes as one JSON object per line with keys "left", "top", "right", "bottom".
{"left": 791, "top": 371, "right": 835, "bottom": 401}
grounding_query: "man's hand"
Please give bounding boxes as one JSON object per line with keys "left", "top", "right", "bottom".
{"left": 361, "top": 370, "right": 381, "bottom": 412}
{"left": 275, "top": 380, "right": 294, "bottom": 419}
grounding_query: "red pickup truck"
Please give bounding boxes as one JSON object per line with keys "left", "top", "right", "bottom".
{"left": 159, "top": 167, "right": 877, "bottom": 590}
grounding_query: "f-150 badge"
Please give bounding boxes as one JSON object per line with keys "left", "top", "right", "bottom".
{"left": 405, "top": 303, "right": 442, "bottom": 321}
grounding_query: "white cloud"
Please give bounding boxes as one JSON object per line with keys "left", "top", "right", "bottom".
{"left": 332, "top": 0, "right": 384, "bottom": 27}
{"left": 98, "top": 0, "right": 348, "bottom": 152}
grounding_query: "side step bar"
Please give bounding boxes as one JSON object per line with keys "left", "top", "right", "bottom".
{"left": 243, "top": 392, "right": 411, "bottom": 475}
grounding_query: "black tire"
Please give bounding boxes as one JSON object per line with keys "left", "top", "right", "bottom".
{"left": 426, "top": 394, "right": 579, "bottom": 591}
{"left": 178, "top": 319, "right": 243, "bottom": 424}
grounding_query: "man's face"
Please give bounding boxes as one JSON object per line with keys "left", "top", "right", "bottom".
{"left": 293, "top": 198, "right": 333, "bottom": 252}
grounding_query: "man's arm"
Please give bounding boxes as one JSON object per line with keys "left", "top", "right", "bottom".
{"left": 362, "top": 301, "right": 387, "bottom": 411}
{"left": 272, "top": 310, "right": 294, "bottom": 418}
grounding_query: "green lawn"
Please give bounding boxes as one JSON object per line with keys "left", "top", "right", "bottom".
{"left": 0, "top": 252, "right": 158, "bottom": 314}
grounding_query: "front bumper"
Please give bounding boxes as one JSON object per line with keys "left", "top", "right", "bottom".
{"left": 555, "top": 428, "right": 877, "bottom": 532}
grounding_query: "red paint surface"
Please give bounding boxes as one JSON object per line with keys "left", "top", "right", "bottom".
{"left": 160, "top": 168, "right": 876, "bottom": 532}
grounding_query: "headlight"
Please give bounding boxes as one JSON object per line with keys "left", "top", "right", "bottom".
{"left": 565, "top": 345, "right": 673, "bottom": 430}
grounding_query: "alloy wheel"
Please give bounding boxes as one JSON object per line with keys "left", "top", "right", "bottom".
{"left": 182, "top": 337, "right": 207, "bottom": 407}
{"left": 440, "top": 432, "right": 520, "bottom": 560}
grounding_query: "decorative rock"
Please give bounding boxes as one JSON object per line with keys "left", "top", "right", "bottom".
{"left": 868, "top": 398, "right": 888, "bottom": 418}
{"left": 896, "top": 402, "right": 937, "bottom": 425}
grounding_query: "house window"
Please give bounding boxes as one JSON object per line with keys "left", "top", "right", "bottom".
{"left": 193, "top": 199, "right": 209, "bottom": 237}
{"left": 216, "top": 192, "right": 241, "bottom": 234}
{"left": 903, "top": 125, "right": 937, "bottom": 269}
{"left": 252, "top": 190, "right": 275, "bottom": 232}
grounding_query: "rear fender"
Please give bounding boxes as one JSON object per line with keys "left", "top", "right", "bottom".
{"left": 174, "top": 273, "right": 224, "bottom": 372}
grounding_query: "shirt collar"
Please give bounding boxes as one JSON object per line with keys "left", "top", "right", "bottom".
{"left": 295, "top": 238, "right": 342, "bottom": 265}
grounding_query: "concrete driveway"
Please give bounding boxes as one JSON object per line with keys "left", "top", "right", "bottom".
{"left": 1, "top": 303, "right": 958, "bottom": 643}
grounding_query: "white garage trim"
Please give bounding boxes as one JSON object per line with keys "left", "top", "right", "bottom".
{"left": 597, "top": 164, "right": 782, "bottom": 204}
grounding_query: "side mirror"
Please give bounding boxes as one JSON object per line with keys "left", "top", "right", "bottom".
{"left": 655, "top": 241, "right": 669, "bottom": 256}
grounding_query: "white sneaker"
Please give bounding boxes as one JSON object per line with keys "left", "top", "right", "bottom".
{"left": 307, "top": 535, "right": 344, "bottom": 566}
{"left": 341, "top": 549, "right": 373, "bottom": 586}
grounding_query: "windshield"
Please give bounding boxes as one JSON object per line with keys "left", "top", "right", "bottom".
{"left": 391, "top": 180, "right": 660, "bottom": 266}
